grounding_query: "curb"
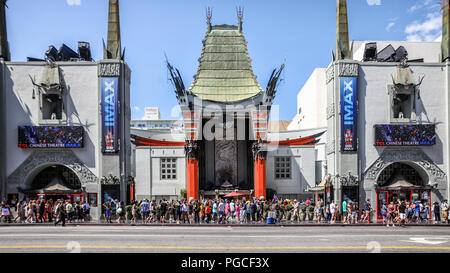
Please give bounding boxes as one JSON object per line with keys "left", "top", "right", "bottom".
{"left": 1, "top": 223, "right": 449, "bottom": 227}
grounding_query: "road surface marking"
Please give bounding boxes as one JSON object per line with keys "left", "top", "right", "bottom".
{"left": 401, "top": 237, "right": 448, "bottom": 245}
{"left": 0, "top": 245, "right": 450, "bottom": 250}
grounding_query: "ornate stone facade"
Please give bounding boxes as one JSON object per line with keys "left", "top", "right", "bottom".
{"left": 338, "top": 62, "right": 358, "bottom": 77}
{"left": 98, "top": 63, "right": 121, "bottom": 77}
{"left": 363, "top": 148, "right": 446, "bottom": 185}
{"left": 326, "top": 65, "right": 334, "bottom": 84}
{"left": 326, "top": 103, "right": 335, "bottom": 119}
{"left": 8, "top": 150, "right": 98, "bottom": 190}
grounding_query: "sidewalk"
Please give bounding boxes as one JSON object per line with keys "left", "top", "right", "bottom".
{"left": 1, "top": 221, "right": 448, "bottom": 227}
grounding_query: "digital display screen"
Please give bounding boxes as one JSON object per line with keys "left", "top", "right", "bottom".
{"left": 18, "top": 126, "right": 84, "bottom": 148}
{"left": 374, "top": 124, "right": 435, "bottom": 146}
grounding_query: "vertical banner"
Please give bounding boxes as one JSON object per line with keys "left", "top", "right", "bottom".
{"left": 340, "top": 77, "right": 357, "bottom": 152}
{"left": 101, "top": 77, "right": 119, "bottom": 153}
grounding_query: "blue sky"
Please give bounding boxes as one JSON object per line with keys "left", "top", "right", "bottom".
{"left": 5, "top": 0, "right": 444, "bottom": 120}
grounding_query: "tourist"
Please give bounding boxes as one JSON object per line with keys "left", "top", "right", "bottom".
{"left": 0, "top": 201, "right": 12, "bottom": 223}
{"left": 140, "top": 199, "right": 149, "bottom": 223}
{"left": 103, "top": 200, "right": 112, "bottom": 223}
{"left": 398, "top": 201, "right": 407, "bottom": 227}
{"left": 14, "top": 200, "right": 25, "bottom": 223}
{"left": 363, "top": 199, "right": 372, "bottom": 223}
{"left": 330, "top": 200, "right": 336, "bottom": 224}
{"left": 54, "top": 200, "right": 66, "bottom": 227}
{"left": 82, "top": 200, "right": 90, "bottom": 222}
{"left": 441, "top": 200, "right": 448, "bottom": 224}
{"left": 387, "top": 202, "right": 395, "bottom": 227}
{"left": 131, "top": 201, "right": 138, "bottom": 224}
{"left": 218, "top": 199, "right": 225, "bottom": 224}
{"left": 342, "top": 199, "right": 348, "bottom": 224}
{"left": 66, "top": 200, "right": 73, "bottom": 223}
{"left": 315, "top": 200, "right": 322, "bottom": 224}
{"left": 432, "top": 202, "right": 440, "bottom": 224}
{"left": 116, "top": 201, "right": 125, "bottom": 224}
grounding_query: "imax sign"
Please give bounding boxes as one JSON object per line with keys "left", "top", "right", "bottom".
{"left": 101, "top": 77, "right": 119, "bottom": 153}
{"left": 340, "top": 77, "right": 357, "bottom": 152}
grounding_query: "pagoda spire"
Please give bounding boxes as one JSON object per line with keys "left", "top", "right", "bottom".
{"left": 442, "top": 0, "right": 450, "bottom": 61}
{"left": 334, "top": 0, "right": 353, "bottom": 61}
{"left": 103, "top": 0, "right": 122, "bottom": 60}
{"left": 0, "top": 0, "right": 10, "bottom": 61}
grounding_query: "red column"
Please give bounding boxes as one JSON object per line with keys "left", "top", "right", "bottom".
{"left": 187, "top": 158, "right": 199, "bottom": 201}
{"left": 254, "top": 157, "right": 267, "bottom": 199}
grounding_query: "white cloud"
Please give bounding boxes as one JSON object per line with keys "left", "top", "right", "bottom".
{"left": 66, "top": 0, "right": 81, "bottom": 6}
{"left": 405, "top": 12, "right": 442, "bottom": 41}
{"left": 367, "top": 0, "right": 381, "bottom": 5}
{"left": 133, "top": 106, "right": 141, "bottom": 112}
{"left": 386, "top": 22, "right": 395, "bottom": 32}
{"left": 408, "top": 0, "right": 437, "bottom": 13}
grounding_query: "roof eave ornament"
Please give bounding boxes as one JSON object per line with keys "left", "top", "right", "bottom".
{"left": 264, "top": 62, "right": 285, "bottom": 104}
{"left": 166, "top": 55, "right": 188, "bottom": 106}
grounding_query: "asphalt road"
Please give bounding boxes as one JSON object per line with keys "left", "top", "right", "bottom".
{"left": 0, "top": 225, "right": 449, "bottom": 253}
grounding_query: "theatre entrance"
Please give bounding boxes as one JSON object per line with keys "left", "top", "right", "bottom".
{"left": 375, "top": 162, "right": 432, "bottom": 220}
{"left": 23, "top": 165, "right": 83, "bottom": 202}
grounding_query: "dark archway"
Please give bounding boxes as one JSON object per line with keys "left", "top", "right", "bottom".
{"left": 376, "top": 162, "right": 424, "bottom": 187}
{"left": 32, "top": 165, "right": 81, "bottom": 190}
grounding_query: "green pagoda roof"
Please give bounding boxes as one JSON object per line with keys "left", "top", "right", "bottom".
{"left": 188, "top": 24, "right": 263, "bottom": 102}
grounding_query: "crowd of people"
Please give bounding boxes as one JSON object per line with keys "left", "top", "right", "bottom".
{"left": 0, "top": 199, "right": 91, "bottom": 226}
{"left": 98, "top": 197, "right": 450, "bottom": 225}
{"left": 1, "top": 197, "right": 449, "bottom": 226}
{"left": 380, "top": 199, "right": 450, "bottom": 227}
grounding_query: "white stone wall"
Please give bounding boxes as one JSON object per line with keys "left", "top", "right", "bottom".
{"left": 266, "top": 145, "right": 316, "bottom": 196}
{"left": 4, "top": 62, "right": 100, "bottom": 186}
{"left": 135, "top": 146, "right": 186, "bottom": 200}
{"left": 288, "top": 68, "right": 327, "bottom": 130}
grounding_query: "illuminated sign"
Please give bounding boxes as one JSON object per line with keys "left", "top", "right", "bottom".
{"left": 101, "top": 77, "right": 119, "bottom": 153}
{"left": 18, "top": 126, "right": 84, "bottom": 148}
{"left": 340, "top": 77, "right": 358, "bottom": 151}
{"left": 374, "top": 124, "right": 436, "bottom": 146}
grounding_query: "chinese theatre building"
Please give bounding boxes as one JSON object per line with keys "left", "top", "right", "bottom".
{"left": 0, "top": 0, "right": 132, "bottom": 220}
{"left": 132, "top": 10, "right": 324, "bottom": 201}
{"left": 288, "top": 0, "right": 449, "bottom": 220}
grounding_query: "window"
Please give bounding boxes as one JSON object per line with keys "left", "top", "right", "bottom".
{"left": 161, "top": 158, "right": 177, "bottom": 180}
{"left": 275, "top": 157, "right": 291, "bottom": 179}
{"left": 389, "top": 85, "right": 415, "bottom": 122}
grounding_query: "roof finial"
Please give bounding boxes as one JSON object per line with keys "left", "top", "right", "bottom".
{"left": 206, "top": 7, "right": 212, "bottom": 33}
{"left": 104, "top": 0, "right": 122, "bottom": 60}
{"left": 0, "top": 0, "right": 10, "bottom": 61}
{"left": 335, "top": 0, "right": 352, "bottom": 61}
{"left": 237, "top": 6, "right": 244, "bottom": 32}
{"left": 442, "top": 0, "right": 450, "bottom": 61}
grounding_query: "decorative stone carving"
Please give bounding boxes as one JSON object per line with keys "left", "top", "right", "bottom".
{"left": 184, "top": 140, "right": 199, "bottom": 160}
{"left": 251, "top": 140, "right": 267, "bottom": 160}
{"left": 100, "top": 174, "right": 121, "bottom": 185}
{"left": 326, "top": 103, "right": 335, "bottom": 119}
{"left": 8, "top": 150, "right": 99, "bottom": 189}
{"left": 363, "top": 148, "right": 446, "bottom": 185}
{"left": 338, "top": 63, "right": 358, "bottom": 77}
{"left": 326, "top": 65, "right": 334, "bottom": 84}
{"left": 99, "top": 63, "right": 121, "bottom": 77}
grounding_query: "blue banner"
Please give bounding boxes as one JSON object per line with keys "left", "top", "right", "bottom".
{"left": 340, "top": 77, "right": 357, "bottom": 152}
{"left": 101, "top": 77, "right": 119, "bottom": 153}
